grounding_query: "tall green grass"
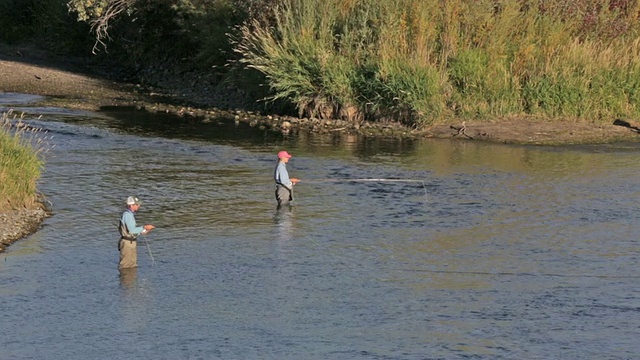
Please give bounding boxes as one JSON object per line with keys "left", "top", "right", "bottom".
{"left": 0, "top": 111, "right": 49, "bottom": 211}
{"left": 234, "top": 0, "right": 640, "bottom": 127}
{"left": 5, "top": 0, "right": 640, "bottom": 127}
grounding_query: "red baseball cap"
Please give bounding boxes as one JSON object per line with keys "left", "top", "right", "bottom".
{"left": 278, "top": 151, "right": 292, "bottom": 159}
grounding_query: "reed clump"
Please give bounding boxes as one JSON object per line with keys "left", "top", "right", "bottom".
{"left": 0, "top": 110, "right": 50, "bottom": 211}
{"left": 233, "top": 0, "right": 640, "bottom": 128}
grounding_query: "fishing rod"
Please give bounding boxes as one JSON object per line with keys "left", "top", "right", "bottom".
{"left": 141, "top": 235, "right": 156, "bottom": 266}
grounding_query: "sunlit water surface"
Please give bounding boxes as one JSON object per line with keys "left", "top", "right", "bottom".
{"left": 1, "top": 93, "right": 639, "bottom": 359}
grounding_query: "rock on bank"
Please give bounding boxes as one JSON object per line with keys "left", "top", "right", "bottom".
{"left": 0, "top": 208, "right": 49, "bottom": 253}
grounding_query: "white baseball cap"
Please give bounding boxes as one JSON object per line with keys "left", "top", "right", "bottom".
{"left": 126, "top": 196, "right": 142, "bottom": 205}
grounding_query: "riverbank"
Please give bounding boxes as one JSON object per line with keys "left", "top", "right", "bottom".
{"left": 2, "top": 44, "right": 640, "bottom": 146}
{"left": 1, "top": 44, "right": 640, "bottom": 252}
{"left": 0, "top": 207, "right": 48, "bottom": 253}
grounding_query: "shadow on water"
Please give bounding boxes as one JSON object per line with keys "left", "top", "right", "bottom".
{"left": 98, "top": 105, "right": 425, "bottom": 160}
{"left": 99, "top": 106, "right": 281, "bottom": 145}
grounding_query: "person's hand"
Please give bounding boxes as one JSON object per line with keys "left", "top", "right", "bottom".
{"left": 144, "top": 224, "right": 155, "bottom": 232}
{"left": 291, "top": 178, "right": 300, "bottom": 184}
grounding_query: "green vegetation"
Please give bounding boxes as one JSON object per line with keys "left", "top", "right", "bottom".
{"left": 2, "top": 0, "right": 640, "bottom": 128}
{"left": 234, "top": 0, "right": 640, "bottom": 126}
{"left": 0, "top": 111, "right": 48, "bottom": 211}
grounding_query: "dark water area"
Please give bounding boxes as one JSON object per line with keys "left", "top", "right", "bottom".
{"left": 1, "top": 93, "right": 639, "bottom": 359}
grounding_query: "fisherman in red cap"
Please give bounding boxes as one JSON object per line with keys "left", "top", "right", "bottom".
{"left": 274, "top": 150, "right": 300, "bottom": 208}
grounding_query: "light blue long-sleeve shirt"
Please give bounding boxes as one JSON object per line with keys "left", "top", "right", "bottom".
{"left": 121, "top": 209, "right": 144, "bottom": 235}
{"left": 274, "top": 161, "right": 292, "bottom": 189}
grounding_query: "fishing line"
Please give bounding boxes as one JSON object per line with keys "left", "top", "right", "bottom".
{"left": 303, "top": 178, "right": 428, "bottom": 201}
{"left": 400, "top": 268, "right": 640, "bottom": 279}
{"left": 295, "top": 180, "right": 635, "bottom": 281}
{"left": 297, "top": 178, "right": 429, "bottom": 255}
{"left": 141, "top": 235, "right": 156, "bottom": 266}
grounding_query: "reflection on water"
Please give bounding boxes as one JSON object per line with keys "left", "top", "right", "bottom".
{"left": 0, "top": 100, "right": 639, "bottom": 359}
{"left": 273, "top": 206, "right": 295, "bottom": 245}
{"left": 119, "top": 268, "right": 137, "bottom": 289}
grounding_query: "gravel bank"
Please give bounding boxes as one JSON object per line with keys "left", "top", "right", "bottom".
{"left": 0, "top": 207, "right": 49, "bottom": 253}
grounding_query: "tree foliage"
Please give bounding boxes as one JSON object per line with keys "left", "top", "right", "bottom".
{"left": 67, "top": 0, "right": 137, "bottom": 53}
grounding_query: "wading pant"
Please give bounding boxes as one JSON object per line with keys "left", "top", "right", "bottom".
{"left": 275, "top": 185, "right": 293, "bottom": 207}
{"left": 118, "top": 238, "right": 137, "bottom": 269}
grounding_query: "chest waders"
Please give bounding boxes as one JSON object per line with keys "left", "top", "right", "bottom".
{"left": 275, "top": 184, "right": 294, "bottom": 207}
{"left": 118, "top": 220, "right": 137, "bottom": 250}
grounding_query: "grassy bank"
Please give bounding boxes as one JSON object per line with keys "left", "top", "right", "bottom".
{"left": 234, "top": 0, "right": 640, "bottom": 127}
{"left": 0, "top": 111, "right": 48, "bottom": 211}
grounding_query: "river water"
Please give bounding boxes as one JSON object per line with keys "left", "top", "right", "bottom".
{"left": 1, "top": 93, "right": 638, "bottom": 360}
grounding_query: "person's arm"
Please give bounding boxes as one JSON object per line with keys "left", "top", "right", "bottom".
{"left": 275, "top": 162, "right": 293, "bottom": 188}
{"left": 122, "top": 211, "right": 145, "bottom": 235}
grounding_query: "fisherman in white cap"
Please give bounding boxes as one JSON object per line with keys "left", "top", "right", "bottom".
{"left": 274, "top": 150, "right": 300, "bottom": 208}
{"left": 118, "top": 196, "right": 155, "bottom": 269}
